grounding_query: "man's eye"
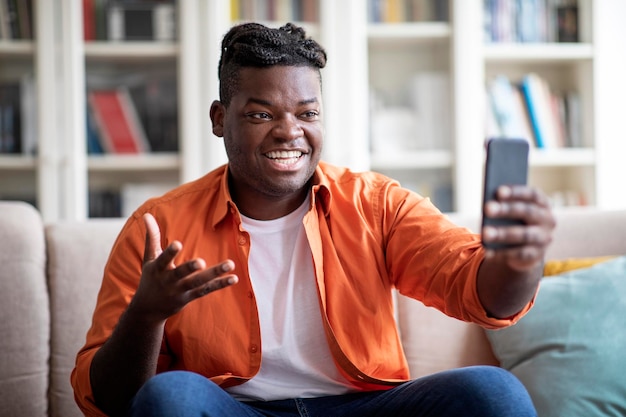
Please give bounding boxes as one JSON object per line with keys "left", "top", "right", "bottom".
{"left": 247, "top": 112, "right": 271, "bottom": 120}
{"left": 301, "top": 111, "right": 319, "bottom": 119}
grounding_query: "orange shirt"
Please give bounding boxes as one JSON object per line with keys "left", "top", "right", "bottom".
{"left": 72, "top": 162, "right": 531, "bottom": 416}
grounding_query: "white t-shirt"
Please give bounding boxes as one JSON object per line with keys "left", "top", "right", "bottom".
{"left": 225, "top": 197, "right": 355, "bottom": 401}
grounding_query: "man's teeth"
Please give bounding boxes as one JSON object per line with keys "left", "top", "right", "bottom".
{"left": 266, "top": 150, "right": 302, "bottom": 159}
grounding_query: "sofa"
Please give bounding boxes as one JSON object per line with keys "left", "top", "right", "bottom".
{"left": 1, "top": 200, "right": 625, "bottom": 417}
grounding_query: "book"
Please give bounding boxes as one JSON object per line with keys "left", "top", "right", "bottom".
{"left": 3, "top": 0, "right": 20, "bottom": 39}
{"left": 20, "top": 73, "right": 36, "bottom": 155}
{"left": 520, "top": 73, "right": 558, "bottom": 148}
{"left": 88, "top": 88, "right": 150, "bottom": 154}
{"left": 16, "top": 0, "right": 32, "bottom": 39}
{"left": 487, "top": 75, "right": 535, "bottom": 146}
{"left": 94, "top": 0, "right": 108, "bottom": 40}
{"left": 108, "top": 1, "right": 176, "bottom": 41}
{"left": 0, "top": 81, "right": 21, "bottom": 153}
{"left": 88, "top": 188, "right": 122, "bottom": 218}
{"left": 300, "top": 0, "right": 318, "bottom": 22}
{"left": 564, "top": 91, "right": 582, "bottom": 147}
{"left": 83, "top": 0, "right": 96, "bottom": 41}
{"left": 85, "top": 102, "right": 103, "bottom": 154}
{"left": 127, "top": 76, "right": 178, "bottom": 152}
{"left": 557, "top": 4, "right": 578, "bottom": 42}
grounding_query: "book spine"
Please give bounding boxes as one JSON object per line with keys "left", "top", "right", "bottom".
{"left": 83, "top": 0, "right": 96, "bottom": 41}
{"left": 154, "top": 4, "right": 175, "bottom": 41}
{"left": 107, "top": 4, "right": 123, "bottom": 41}
{"left": 117, "top": 88, "right": 150, "bottom": 153}
{"left": 16, "top": 0, "right": 32, "bottom": 39}
{"left": 88, "top": 88, "right": 150, "bottom": 154}
{"left": 520, "top": 75, "right": 544, "bottom": 148}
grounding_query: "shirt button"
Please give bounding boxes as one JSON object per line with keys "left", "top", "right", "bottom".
{"left": 247, "top": 291, "right": 253, "bottom": 299}
{"left": 250, "top": 344, "right": 258, "bottom": 353}
{"left": 238, "top": 236, "right": 246, "bottom": 245}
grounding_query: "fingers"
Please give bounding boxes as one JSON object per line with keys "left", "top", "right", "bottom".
{"left": 482, "top": 185, "right": 556, "bottom": 271}
{"left": 485, "top": 185, "right": 555, "bottom": 227}
{"left": 178, "top": 259, "right": 239, "bottom": 298}
{"left": 143, "top": 213, "right": 182, "bottom": 270}
{"left": 143, "top": 213, "right": 163, "bottom": 263}
{"left": 483, "top": 223, "right": 553, "bottom": 248}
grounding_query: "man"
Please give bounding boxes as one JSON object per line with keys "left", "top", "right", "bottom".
{"left": 72, "top": 22, "right": 555, "bottom": 417}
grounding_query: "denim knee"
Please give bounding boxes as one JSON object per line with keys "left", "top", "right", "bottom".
{"left": 446, "top": 366, "right": 537, "bottom": 416}
{"left": 128, "top": 371, "right": 222, "bottom": 417}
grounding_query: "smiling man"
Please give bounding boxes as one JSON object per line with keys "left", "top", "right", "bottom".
{"left": 71, "top": 23, "right": 554, "bottom": 417}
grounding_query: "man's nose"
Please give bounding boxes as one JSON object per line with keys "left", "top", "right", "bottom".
{"left": 273, "top": 115, "right": 304, "bottom": 140}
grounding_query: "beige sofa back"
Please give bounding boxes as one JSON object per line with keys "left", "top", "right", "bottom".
{"left": 2, "top": 200, "right": 626, "bottom": 417}
{"left": 47, "top": 218, "right": 124, "bottom": 417}
{"left": 0, "top": 202, "right": 49, "bottom": 417}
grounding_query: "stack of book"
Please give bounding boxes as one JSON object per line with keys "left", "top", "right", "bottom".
{"left": 83, "top": 0, "right": 176, "bottom": 42}
{"left": 485, "top": 74, "right": 582, "bottom": 149}
{"left": 86, "top": 76, "right": 178, "bottom": 155}
{"left": 483, "top": 0, "right": 579, "bottom": 43}
{"left": 232, "top": 0, "right": 319, "bottom": 22}
{"left": 0, "top": 0, "right": 33, "bottom": 40}
{"left": 0, "top": 75, "right": 36, "bottom": 155}
{"left": 367, "top": 0, "right": 448, "bottom": 23}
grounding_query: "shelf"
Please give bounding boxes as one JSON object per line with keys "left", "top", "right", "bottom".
{"left": 368, "top": 22, "right": 450, "bottom": 38}
{"left": 529, "top": 147, "right": 595, "bottom": 167}
{"left": 368, "top": 22, "right": 450, "bottom": 45}
{"left": 84, "top": 42, "right": 179, "bottom": 62}
{"left": 0, "top": 40, "right": 34, "bottom": 57}
{"left": 370, "top": 150, "right": 453, "bottom": 170}
{"left": 87, "top": 153, "right": 180, "bottom": 171}
{"left": 0, "top": 154, "right": 37, "bottom": 170}
{"left": 483, "top": 43, "right": 594, "bottom": 63}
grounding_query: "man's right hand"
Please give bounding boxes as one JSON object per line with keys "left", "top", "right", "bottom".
{"left": 90, "top": 213, "right": 238, "bottom": 416}
{"left": 132, "top": 213, "right": 239, "bottom": 323}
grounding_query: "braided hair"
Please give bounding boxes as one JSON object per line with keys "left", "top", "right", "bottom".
{"left": 218, "top": 22, "right": 327, "bottom": 106}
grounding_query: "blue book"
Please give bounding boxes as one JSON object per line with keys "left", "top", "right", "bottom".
{"left": 86, "top": 104, "right": 104, "bottom": 154}
{"left": 520, "top": 75, "right": 544, "bottom": 148}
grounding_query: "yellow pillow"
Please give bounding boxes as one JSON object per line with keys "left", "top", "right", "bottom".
{"left": 543, "top": 256, "right": 616, "bottom": 277}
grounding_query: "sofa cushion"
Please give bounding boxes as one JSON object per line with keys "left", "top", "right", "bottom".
{"left": 0, "top": 202, "right": 49, "bottom": 417}
{"left": 486, "top": 256, "right": 626, "bottom": 417}
{"left": 47, "top": 219, "right": 125, "bottom": 417}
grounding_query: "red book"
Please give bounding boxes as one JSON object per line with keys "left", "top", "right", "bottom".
{"left": 88, "top": 88, "right": 150, "bottom": 154}
{"left": 83, "top": 0, "right": 95, "bottom": 41}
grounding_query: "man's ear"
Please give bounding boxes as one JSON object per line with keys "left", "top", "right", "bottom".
{"left": 210, "top": 100, "right": 225, "bottom": 137}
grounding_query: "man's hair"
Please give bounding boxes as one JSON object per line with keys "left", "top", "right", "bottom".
{"left": 218, "top": 22, "right": 327, "bottom": 106}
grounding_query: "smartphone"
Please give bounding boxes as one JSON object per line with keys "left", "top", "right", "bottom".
{"left": 481, "top": 138, "right": 529, "bottom": 249}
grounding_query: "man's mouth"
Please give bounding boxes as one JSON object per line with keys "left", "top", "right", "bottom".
{"left": 265, "top": 150, "right": 303, "bottom": 165}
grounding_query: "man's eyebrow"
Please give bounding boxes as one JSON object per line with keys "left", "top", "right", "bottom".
{"left": 247, "top": 97, "right": 319, "bottom": 106}
{"left": 248, "top": 97, "right": 272, "bottom": 106}
{"left": 299, "top": 98, "right": 319, "bottom": 106}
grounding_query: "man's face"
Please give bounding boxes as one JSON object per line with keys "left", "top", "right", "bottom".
{"left": 212, "top": 65, "right": 324, "bottom": 205}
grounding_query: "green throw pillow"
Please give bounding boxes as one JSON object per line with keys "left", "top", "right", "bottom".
{"left": 486, "top": 256, "right": 626, "bottom": 417}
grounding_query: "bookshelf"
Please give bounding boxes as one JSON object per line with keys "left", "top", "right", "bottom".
{"left": 2, "top": 0, "right": 626, "bottom": 221}
{"left": 365, "top": 0, "right": 626, "bottom": 214}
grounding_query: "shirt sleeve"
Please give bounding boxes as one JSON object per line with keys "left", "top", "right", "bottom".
{"left": 381, "top": 184, "right": 533, "bottom": 329}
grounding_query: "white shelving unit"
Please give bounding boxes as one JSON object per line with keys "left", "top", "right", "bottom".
{"left": 364, "top": 0, "right": 626, "bottom": 214}
{"left": 2, "top": 0, "right": 626, "bottom": 220}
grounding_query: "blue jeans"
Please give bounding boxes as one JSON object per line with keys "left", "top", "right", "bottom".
{"left": 128, "top": 366, "right": 537, "bottom": 417}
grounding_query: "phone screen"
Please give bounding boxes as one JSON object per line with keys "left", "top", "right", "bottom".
{"left": 481, "top": 138, "right": 530, "bottom": 249}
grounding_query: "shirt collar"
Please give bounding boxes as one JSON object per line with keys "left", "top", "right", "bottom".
{"left": 212, "top": 163, "right": 332, "bottom": 229}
